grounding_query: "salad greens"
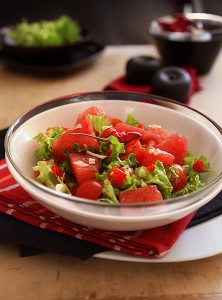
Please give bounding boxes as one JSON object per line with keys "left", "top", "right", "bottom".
{"left": 32, "top": 108, "right": 211, "bottom": 203}
{"left": 33, "top": 160, "right": 70, "bottom": 194}
{"left": 172, "top": 154, "right": 210, "bottom": 197}
{"left": 5, "top": 15, "right": 81, "bottom": 47}
{"left": 33, "top": 126, "right": 65, "bottom": 160}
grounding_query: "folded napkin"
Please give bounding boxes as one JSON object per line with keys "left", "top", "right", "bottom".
{"left": 187, "top": 192, "right": 222, "bottom": 228}
{"left": 104, "top": 66, "right": 202, "bottom": 105}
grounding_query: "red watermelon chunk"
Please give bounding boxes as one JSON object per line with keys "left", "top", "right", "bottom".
{"left": 114, "top": 123, "right": 146, "bottom": 136}
{"left": 52, "top": 118, "right": 99, "bottom": 162}
{"left": 119, "top": 185, "right": 163, "bottom": 203}
{"left": 69, "top": 152, "right": 100, "bottom": 185}
{"left": 75, "top": 106, "right": 107, "bottom": 125}
{"left": 157, "top": 133, "right": 188, "bottom": 165}
{"left": 122, "top": 138, "right": 175, "bottom": 167}
{"left": 141, "top": 125, "right": 169, "bottom": 147}
{"left": 138, "top": 148, "right": 175, "bottom": 167}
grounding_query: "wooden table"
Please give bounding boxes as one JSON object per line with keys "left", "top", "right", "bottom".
{"left": 0, "top": 45, "right": 222, "bottom": 300}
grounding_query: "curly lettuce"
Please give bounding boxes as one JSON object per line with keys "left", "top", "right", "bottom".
{"left": 5, "top": 15, "right": 81, "bottom": 47}
{"left": 33, "top": 126, "right": 65, "bottom": 160}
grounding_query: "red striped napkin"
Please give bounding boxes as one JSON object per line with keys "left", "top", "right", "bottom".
{"left": 0, "top": 158, "right": 196, "bottom": 259}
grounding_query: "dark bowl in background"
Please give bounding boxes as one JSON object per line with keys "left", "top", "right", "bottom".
{"left": 0, "top": 25, "right": 91, "bottom": 64}
{"left": 148, "top": 13, "right": 222, "bottom": 75}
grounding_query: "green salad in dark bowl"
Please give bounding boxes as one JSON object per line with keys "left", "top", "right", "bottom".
{"left": 0, "top": 15, "right": 91, "bottom": 63}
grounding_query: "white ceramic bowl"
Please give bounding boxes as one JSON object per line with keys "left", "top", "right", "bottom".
{"left": 5, "top": 92, "right": 222, "bottom": 231}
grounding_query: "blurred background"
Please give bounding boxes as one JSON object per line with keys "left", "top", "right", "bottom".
{"left": 0, "top": 0, "right": 222, "bottom": 45}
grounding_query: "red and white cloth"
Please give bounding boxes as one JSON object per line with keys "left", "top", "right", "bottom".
{"left": 0, "top": 158, "right": 196, "bottom": 258}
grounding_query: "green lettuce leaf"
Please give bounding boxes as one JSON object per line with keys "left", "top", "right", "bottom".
{"left": 98, "top": 160, "right": 173, "bottom": 201}
{"left": 100, "top": 179, "right": 119, "bottom": 203}
{"left": 33, "top": 126, "right": 65, "bottom": 160}
{"left": 102, "top": 135, "right": 125, "bottom": 167}
{"left": 86, "top": 114, "right": 111, "bottom": 136}
{"left": 33, "top": 160, "right": 70, "bottom": 194}
{"left": 172, "top": 175, "right": 204, "bottom": 197}
{"left": 125, "top": 114, "right": 139, "bottom": 127}
{"left": 135, "top": 161, "right": 173, "bottom": 199}
{"left": 105, "top": 153, "right": 138, "bottom": 170}
{"left": 184, "top": 154, "right": 210, "bottom": 179}
{"left": 171, "top": 154, "right": 210, "bottom": 197}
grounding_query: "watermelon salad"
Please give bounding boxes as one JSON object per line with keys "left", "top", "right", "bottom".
{"left": 32, "top": 106, "right": 210, "bottom": 204}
